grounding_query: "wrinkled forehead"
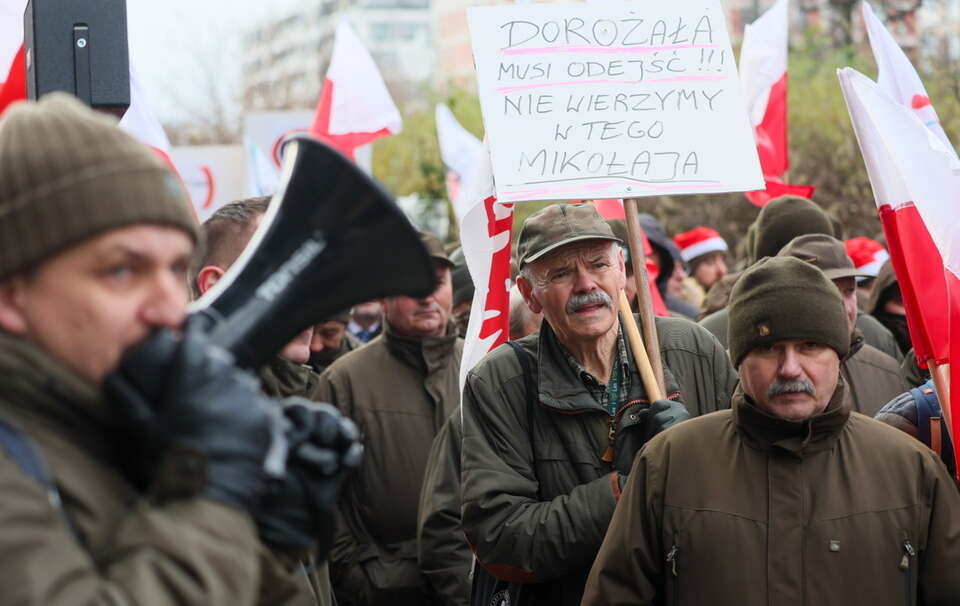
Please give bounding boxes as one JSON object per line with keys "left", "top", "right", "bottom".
{"left": 534, "top": 239, "right": 617, "bottom": 270}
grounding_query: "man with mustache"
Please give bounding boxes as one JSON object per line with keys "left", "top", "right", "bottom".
{"left": 460, "top": 204, "right": 737, "bottom": 606}
{"left": 315, "top": 232, "right": 463, "bottom": 606}
{"left": 583, "top": 256, "right": 960, "bottom": 606}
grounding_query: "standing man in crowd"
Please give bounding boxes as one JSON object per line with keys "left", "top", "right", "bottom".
{"left": 310, "top": 311, "right": 362, "bottom": 376}
{"left": 0, "top": 94, "right": 356, "bottom": 604}
{"left": 317, "top": 232, "right": 463, "bottom": 606}
{"left": 583, "top": 256, "right": 960, "bottom": 606}
{"left": 460, "top": 204, "right": 736, "bottom": 606}
{"left": 777, "top": 234, "right": 906, "bottom": 416}
{"left": 348, "top": 301, "right": 383, "bottom": 343}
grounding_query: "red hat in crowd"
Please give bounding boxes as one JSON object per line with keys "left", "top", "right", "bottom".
{"left": 845, "top": 237, "right": 889, "bottom": 281}
{"left": 673, "top": 227, "right": 728, "bottom": 263}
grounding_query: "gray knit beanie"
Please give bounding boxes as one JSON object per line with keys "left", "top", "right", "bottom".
{"left": 0, "top": 93, "right": 199, "bottom": 279}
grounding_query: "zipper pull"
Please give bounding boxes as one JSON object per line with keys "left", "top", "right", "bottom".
{"left": 900, "top": 540, "right": 915, "bottom": 570}
{"left": 666, "top": 545, "right": 679, "bottom": 577}
{"left": 601, "top": 417, "right": 616, "bottom": 462}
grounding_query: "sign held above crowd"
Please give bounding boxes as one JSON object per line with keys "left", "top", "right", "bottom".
{"left": 467, "top": 0, "right": 763, "bottom": 203}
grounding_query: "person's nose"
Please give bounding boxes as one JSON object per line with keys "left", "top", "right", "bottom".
{"left": 572, "top": 264, "right": 598, "bottom": 293}
{"left": 777, "top": 345, "right": 804, "bottom": 380}
{"left": 310, "top": 330, "right": 325, "bottom": 352}
{"left": 141, "top": 272, "right": 188, "bottom": 329}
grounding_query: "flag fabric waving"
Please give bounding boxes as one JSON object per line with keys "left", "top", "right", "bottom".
{"left": 862, "top": 1, "right": 954, "bottom": 151}
{"left": 435, "top": 103, "right": 482, "bottom": 210}
{"left": 456, "top": 142, "right": 514, "bottom": 393}
{"left": 309, "top": 21, "right": 402, "bottom": 161}
{"left": 838, "top": 66, "right": 960, "bottom": 469}
{"left": 739, "top": 0, "right": 814, "bottom": 206}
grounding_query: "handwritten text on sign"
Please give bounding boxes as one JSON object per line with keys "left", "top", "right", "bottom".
{"left": 467, "top": 1, "right": 763, "bottom": 202}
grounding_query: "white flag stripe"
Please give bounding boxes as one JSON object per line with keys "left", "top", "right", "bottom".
{"left": 739, "top": 0, "right": 789, "bottom": 127}
{"left": 326, "top": 21, "right": 402, "bottom": 136}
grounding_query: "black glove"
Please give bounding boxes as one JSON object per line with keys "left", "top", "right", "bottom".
{"left": 256, "top": 398, "right": 363, "bottom": 557}
{"left": 105, "top": 317, "right": 288, "bottom": 512}
{"left": 613, "top": 398, "right": 690, "bottom": 476}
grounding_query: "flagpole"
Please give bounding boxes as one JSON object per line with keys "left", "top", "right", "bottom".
{"left": 930, "top": 362, "right": 953, "bottom": 441}
{"left": 623, "top": 198, "right": 666, "bottom": 396}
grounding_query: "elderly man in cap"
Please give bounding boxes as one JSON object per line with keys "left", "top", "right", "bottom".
{"left": 309, "top": 312, "right": 362, "bottom": 375}
{"left": 582, "top": 256, "right": 960, "bottom": 606}
{"left": 0, "top": 95, "right": 358, "bottom": 603}
{"left": 316, "top": 231, "right": 463, "bottom": 606}
{"left": 778, "top": 234, "right": 906, "bottom": 417}
{"left": 460, "top": 204, "right": 736, "bottom": 606}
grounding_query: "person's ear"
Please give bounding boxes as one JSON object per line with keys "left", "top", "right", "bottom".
{"left": 0, "top": 279, "right": 29, "bottom": 334}
{"left": 196, "top": 266, "right": 226, "bottom": 296}
{"left": 516, "top": 276, "right": 543, "bottom": 314}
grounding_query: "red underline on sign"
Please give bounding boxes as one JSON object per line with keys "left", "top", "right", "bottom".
{"left": 496, "top": 75, "right": 731, "bottom": 94}
{"left": 500, "top": 181, "right": 724, "bottom": 201}
{"left": 501, "top": 44, "right": 720, "bottom": 56}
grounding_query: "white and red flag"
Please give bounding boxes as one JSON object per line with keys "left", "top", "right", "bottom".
{"left": 309, "top": 21, "right": 401, "bottom": 162}
{"left": 456, "top": 142, "right": 514, "bottom": 392}
{"left": 0, "top": 0, "right": 26, "bottom": 116}
{"left": 435, "top": 103, "right": 482, "bottom": 208}
{"left": 862, "top": 1, "right": 954, "bottom": 152}
{"left": 739, "top": 0, "right": 814, "bottom": 206}
{"left": 838, "top": 66, "right": 960, "bottom": 465}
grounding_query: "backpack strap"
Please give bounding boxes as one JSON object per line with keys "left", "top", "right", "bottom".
{"left": 0, "top": 418, "right": 82, "bottom": 543}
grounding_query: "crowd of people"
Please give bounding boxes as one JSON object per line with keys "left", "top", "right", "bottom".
{"left": 0, "top": 93, "right": 957, "bottom": 606}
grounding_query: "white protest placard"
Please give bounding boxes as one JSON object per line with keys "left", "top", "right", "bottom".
{"left": 467, "top": 0, "right": 763, "bottom": 202}
{"left": 170, "top": 145, "right": 247, "bottom": 223}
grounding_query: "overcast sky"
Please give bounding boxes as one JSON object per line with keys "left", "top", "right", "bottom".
{"left": 126, "top": 0, "right": 305, "bottom": 124}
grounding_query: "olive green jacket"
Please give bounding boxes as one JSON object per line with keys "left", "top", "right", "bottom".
{"left": 460, "top": 316, "right": 736, "bottom": 606}
{"left": 416, "top": 408, "right": 470, "bottom": 606}
{"left": 0, "top": 333, "right": 304, "bottom": 605}
{"left": 317, "top": 323, "right": 463, "bottom": 606}
{"left": 842, "top": 335, "right": 907, "bottom": 417}
{"left": 582, "top": 383, "right": 960, "bottom": 606}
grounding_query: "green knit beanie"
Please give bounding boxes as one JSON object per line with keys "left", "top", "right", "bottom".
{"left": 0, "top": 93, "right": 199, "bottom": 280}
{"left": 753, "top": 195, "right": 834, "bottom": 261}
{"left": 728, "top": 256, "right": 850, "bottom": 367}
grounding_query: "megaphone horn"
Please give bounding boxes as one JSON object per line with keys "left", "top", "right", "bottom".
{"left": 190, "top": 135, "right": 437, "bottom": 369}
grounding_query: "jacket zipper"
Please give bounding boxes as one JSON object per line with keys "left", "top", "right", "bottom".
{"left": 666, "top": 539, "right": 679, "bottom": 606}
{"left": 900, "top": 539, "right": 916, "bottom": 606}
{"left": 601, "top": 399, "right": 645, "bottom": 462}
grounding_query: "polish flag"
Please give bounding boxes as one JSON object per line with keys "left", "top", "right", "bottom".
{"left": 590, "top": 198, "right": 669, "bottom": 317}
{"left": 435, "top": 103, "right": 482, "bottom": 210}
{"left": 309, "top": 21, "right": 402, "bottom": 162}
{"left": 739, "top": 0, "right": 814, "bottom": 206}
{"left": 862, "top": 1, "right": 954, "bottom": 153}
{"left": 838, "top": 67, "right": 959, "bottom": 465}
{"left": 456, "top": 141, "right": 514, "bottom": 392}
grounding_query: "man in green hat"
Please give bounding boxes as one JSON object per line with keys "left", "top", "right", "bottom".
{"left": 777, "top": 234, "right": 906, "bottom": 417}
{"left": 582, "top": 256, "right": 960, "bottom": 606}
{"left": 316, "top": 231, "right": 463, "bottom": 606}
{"left": 0, "top": 94, "right": 357, "bottom": 603}
{"left": 459, "top": 203, "right": 736, "bottom": 606}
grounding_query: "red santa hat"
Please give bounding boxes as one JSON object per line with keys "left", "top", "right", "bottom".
{"left": 673, "top": 226, "right": 728, "bottom": 264}
{"left": 845, "top": 237, "right": 889, "bottom": 281}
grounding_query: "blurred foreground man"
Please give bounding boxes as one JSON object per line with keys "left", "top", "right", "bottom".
{"left": 317, "top": 232, "right": 463, "bottom": 606}
{"left": 0, "top": 95, "right": 359, "bottom": 604}
{"left": 460, "top": 204, "right": 736, "bottom": 606}
{"left": 583, "top": 257, "right": 960, "bottom": 606}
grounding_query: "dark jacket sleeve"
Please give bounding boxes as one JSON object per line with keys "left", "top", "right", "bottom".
{"left": 460, "top": 370, "right": 618, "bottom": 583}
{"left": 0, "top": 455, "right": 272, "bottom": 606}
{"left": 417, "top": 409, "right": 471, "bottom": 606}
{"left": 581, "top": 438, "right": 666, "bottom": 606}
{"left": 656, "top": 317, "right": 738, "bottom": 417}
{"left": 918, "top": 451, "right": 960, "bottom": 605}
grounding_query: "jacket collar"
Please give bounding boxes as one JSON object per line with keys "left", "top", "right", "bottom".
{"left": 0, "top": 332, "right": 116, "bottom": 447}
{"left": 733, "top": 379, "right": 849, "bottom": 456}
{"left": 536, "top": 319, "right": 644, "bottom": 413}
{"left": 383, "top": 318, "right": 458, "bottom": 375}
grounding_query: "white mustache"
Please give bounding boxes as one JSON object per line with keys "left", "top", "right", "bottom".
{"left": 565, "top": 290, "right": 613, "bottom": 314}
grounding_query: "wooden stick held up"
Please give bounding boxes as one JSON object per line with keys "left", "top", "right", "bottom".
{"left": 930, "top": 361, "right": 953, "bottom": 442}
{"left": 619, "top": 291, "right": 663, "bottom": 401}
{"left": 622, "top": 199, "right": 665, "bottom": 396}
